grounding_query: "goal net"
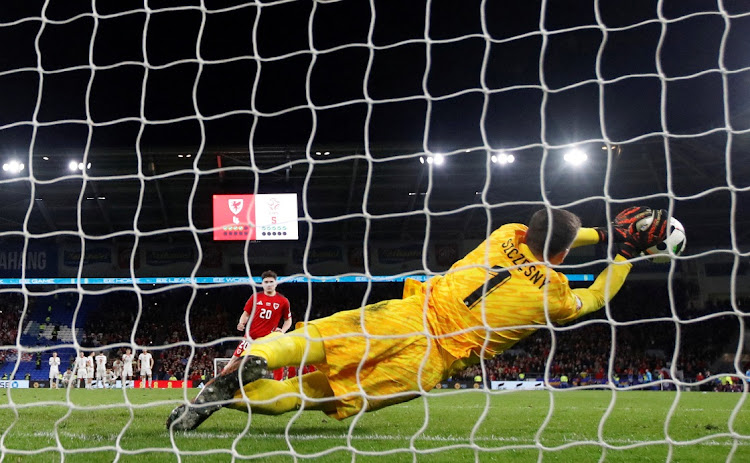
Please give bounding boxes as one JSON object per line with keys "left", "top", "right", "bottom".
{"left": 1, "top": 0, "right": 749, "bottom": 461}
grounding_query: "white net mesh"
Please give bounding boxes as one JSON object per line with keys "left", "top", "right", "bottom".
{"left": 1, "top": 0, "right": 749, "bottom": 461}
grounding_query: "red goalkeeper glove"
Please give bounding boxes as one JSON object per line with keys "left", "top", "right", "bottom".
{"left": 594, "top": 206, "right": 654, "bottom": 243}
{"left": 616, "top": 208, "right": 669, "bottom": 259}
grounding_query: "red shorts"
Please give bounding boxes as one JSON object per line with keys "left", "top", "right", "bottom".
{"left": 287, "top": 365, "right": 317, "bottom": 378}
{"left": 233, "top": 329, "right": 282, "bottom": 357}
{"left": 233, "top": 339, "right": 251, "bottom": 357}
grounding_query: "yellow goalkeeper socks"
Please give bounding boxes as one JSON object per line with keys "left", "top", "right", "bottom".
{"left": 246, "top": 325, "right": 326, "bottom": 369}
{"left": 227, "top": 327, "right": 330, "bottom": 415}
{"left": 227, "top": 371, "right": 335, "bottom": 415}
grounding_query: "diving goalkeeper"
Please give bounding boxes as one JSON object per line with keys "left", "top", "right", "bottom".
{"left": 167, "top": 206, "right": 668, "bottom": 430}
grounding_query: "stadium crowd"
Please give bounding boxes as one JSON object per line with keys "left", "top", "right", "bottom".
{"left": 80, "top": 289, "right": 234, "bottom": 381}
{"left": 0, "top": 279, "right": 747, "bottom": 392}
{"left": 0, "top": 294, "right": 24, "bottom": 368}
{"left": 452, "top": 281, "right": 744, "bottom": 389}
{"left": 0, "top": 294, "right": 23, "bottom": 344}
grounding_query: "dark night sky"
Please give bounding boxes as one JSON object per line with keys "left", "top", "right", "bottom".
{"left": 0, "top": 0, "right": 748, "bottom": 248}
{"left": 1, "top": 0, "right": 748, "bottom": 152}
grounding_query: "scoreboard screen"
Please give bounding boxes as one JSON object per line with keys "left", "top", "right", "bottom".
{"left": 212, "top": 193, "right": 299, "bottom": 241}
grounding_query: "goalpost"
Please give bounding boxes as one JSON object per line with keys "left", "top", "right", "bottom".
{"left": 1, "top": 0, "right": 749, "bottom": 462}
{"left": 213, "top": 357, "right": 231, "bottom": 380}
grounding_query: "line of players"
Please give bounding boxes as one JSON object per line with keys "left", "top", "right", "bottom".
{"left": 48, "top": 270, "right": 294, "bottom": 388}
{"left": 47, "top": 348, "right": 154, "bottom": 389}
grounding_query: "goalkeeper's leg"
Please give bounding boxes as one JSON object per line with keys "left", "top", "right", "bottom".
{"left": 225, "top": 370, "right": 336, "bottom": 415}
{"left": 167, "top": 327, "right": 326, "bottom": 431}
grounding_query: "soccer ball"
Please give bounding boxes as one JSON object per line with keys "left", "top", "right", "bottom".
{"left": 640, "top": 216, "right": 687, "bottom": 263}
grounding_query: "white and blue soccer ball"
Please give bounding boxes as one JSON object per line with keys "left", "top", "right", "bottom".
{"left": 639, "top": 216, "right": 687, "bottom": 263}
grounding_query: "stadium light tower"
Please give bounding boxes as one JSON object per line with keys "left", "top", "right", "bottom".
{"left": 419, "top": 153, "right": 445, "bottom": 165}
{"left": 563, "top": 148, "right": 588, "bottom": 166}
{"left": 491, "top": 152, "right": 515, "bottom": 165}
{"left": 2, "top": 160, "right": 25, "bottom": 174}
{"left": 69, "top": 161, "right": 92, "bottom": 171}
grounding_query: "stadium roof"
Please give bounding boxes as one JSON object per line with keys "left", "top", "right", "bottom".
{"left": 0, "top": 1, "right": 748, "bottom": 251}
{"left": 0, "top": 134, "right": 747, "bottom": 250}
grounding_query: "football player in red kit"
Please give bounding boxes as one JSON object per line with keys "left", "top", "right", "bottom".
{"left": 223, "top": 270, "right": 292, "bottom": 379}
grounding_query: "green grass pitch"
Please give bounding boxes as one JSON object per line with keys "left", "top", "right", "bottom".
{"left": 1, "top": 388, "right": 749, "bottom": 462}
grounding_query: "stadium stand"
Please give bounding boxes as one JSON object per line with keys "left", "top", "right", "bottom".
{"left": 1, "top": 283, "right": 746, "bottom": 390}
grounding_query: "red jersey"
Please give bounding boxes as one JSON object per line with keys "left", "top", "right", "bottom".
{"left": 243, "top": 292, "right": 291, "bottom": 339}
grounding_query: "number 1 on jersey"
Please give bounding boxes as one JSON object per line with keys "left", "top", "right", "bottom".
{"left": 463, "top": 268, "right": 511, "bottom": 309}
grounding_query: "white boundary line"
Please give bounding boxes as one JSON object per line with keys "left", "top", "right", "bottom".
{"left": 21, "top": 430, "right": 750, "bottom": 446}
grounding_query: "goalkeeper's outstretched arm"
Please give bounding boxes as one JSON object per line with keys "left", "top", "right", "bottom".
{"left": 568, "top": 224, "right": 635, "bottom": 317}
{"left": 568, "top": 207, "right": 669, "bottom": 319}
{"left": 571, "top": 207, "right": 657, "bottom": 249}
{"left": 571, "top": 227, "right": 602, "bottom": 248}
{"left": 571, "top": 255, "right": 631, "bottom": 318}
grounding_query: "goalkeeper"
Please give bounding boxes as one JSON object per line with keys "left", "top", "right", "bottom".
{"left": 168, "top": 206, "right": 668, "bottom": 430}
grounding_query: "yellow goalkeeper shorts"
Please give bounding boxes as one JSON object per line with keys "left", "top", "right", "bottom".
{"left": 304, "top": 295, "right": 455, "bottom": 420}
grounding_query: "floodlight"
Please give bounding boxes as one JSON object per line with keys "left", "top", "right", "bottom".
{"left": 2, "top": 160, "right": 24, "bottom": 173}
{"left": 491, "top": 152, "right": 514, "bottom": 165}
{"left": 563, "top": 149, "right": 587, "bottom": 166}
{"left": 69, "top": 160, "right": 92, "bottom": 171}
{"left": 422, "top": 154, "right": 444, "bottom": 165}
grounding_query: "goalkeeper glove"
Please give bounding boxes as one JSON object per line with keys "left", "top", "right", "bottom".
{"left": 593, "top": 206, "right": 654, "bottom": 244}
{"left": 616, "top": 208, "right": 669, "bottom": 259}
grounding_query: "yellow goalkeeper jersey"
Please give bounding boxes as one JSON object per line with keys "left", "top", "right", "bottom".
{"left": 299, "top": 222, "right": 632, "bottom": 419}
{"left": 411, "top": 223, "right": 581, "bottom": 360}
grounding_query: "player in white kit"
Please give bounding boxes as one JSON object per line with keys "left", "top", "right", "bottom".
{"left": 74, "top": 352, "right": 88, "bottom": 389}
{"left": 95, "top": 351, "right": 108, "bottom": 388}
{"left": 105, "top": 369, "right": 117, "bottom": 389}
{"left": 112, "top": 358, "right": 123, "bottom": 388}
{"left": 86, "top": 352, "right": 95, "bottom": 389}
{"left": 62, "top": 368, "right": 73, "bottom": 389}
{"left": 48, "top": 352, "right": 61, "bottom": 389}
{"left": 138, "top": 349, "right": 154, "bottom": 389}
{"left": 122, "top": 348, "right": 135, "bottom": 388}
